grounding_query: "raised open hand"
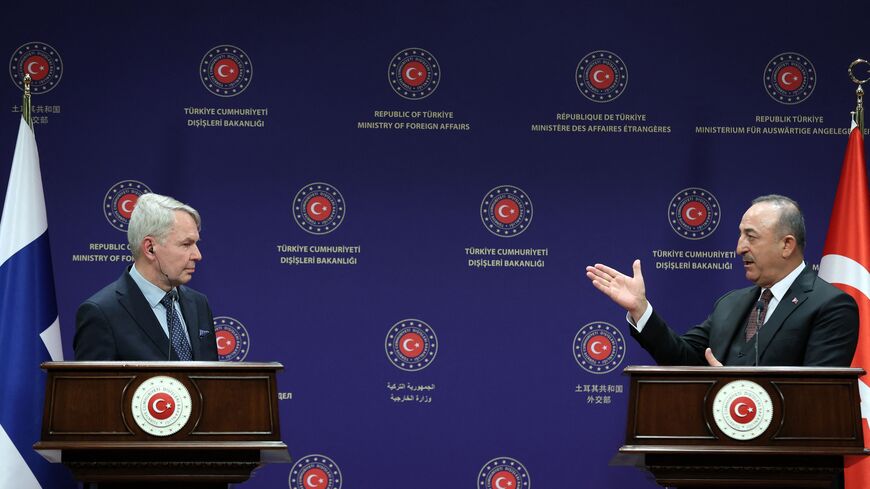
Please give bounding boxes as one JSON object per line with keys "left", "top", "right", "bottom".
{"left": 585, "top": 259, "right": 648, "bottom": 321}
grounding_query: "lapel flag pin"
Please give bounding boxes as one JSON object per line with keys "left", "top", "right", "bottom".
{"left": 791, "top": 297, "right": 799, "bottom": 304}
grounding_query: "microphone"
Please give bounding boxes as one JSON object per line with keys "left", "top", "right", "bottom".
{"left": 754, "top": 299, "right": 765, "bottom": 366}
{"left": 151, "top": 245, "right": 174, "bottom": 289}
{"left": 167, "top": 292, "right": 178, "bottom": 361}
{"left": 152, "top": 245, "right": 174, "bottom": 361}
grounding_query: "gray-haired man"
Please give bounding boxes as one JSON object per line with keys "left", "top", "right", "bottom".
{"left": 74, "top": 193, "right": 218, "bottom": 361}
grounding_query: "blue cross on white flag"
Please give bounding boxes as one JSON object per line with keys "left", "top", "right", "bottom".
{"left": 0, "top": 113, "right": 73, "bottom": 487}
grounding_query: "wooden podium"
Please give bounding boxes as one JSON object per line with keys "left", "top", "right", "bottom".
{"left": 618, "top": 366, "right": 867, "bottom": 489}
{"left": 34, "top": 361, "right": 290, "bottom": 488}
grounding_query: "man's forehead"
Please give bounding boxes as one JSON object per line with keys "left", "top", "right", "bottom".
{"left": 169, "top": 212, "right": 199, "bottom": 237}
{"left": 740, "top": 203, "right": 778, "bottom": 229}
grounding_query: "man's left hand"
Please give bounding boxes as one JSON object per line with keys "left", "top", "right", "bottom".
{"left": 704, "top": 348, "right": 723, "bottom": 366}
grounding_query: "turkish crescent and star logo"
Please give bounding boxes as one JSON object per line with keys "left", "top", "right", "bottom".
{"left": 576, "top": 50, "right": 627, "bottom": 103}
{"left": 712, "top": 380, "right": 773, "bottom": 440}
{"left": 668, "top": 187, "right": 721, "bottom": 240}
{"left": 213, "top": 316, "right": 250, "bottom": 362}
{"left": 200, "top": 44, "right": 252, "bottom": 97}
{"left": 292, "top": 182, "right": 346, "bottom": 235}
{"left": 9, "top": 42, "right": 63, "bottom": 94}
{"left": 104, "top": 180, "right": 152, "bottom": 232}
{"left": 289, "top": 454, "right": 342, "bottom": 489}
{"left": 478, "top": 457, "right": 530, "bottom": 489}
{"left": 573, "top": 321, "right": 626, "bottom": 374}
{"left": 147, "top": 392, "right": 176, "bottom": 420}
{"left": 388, "top": 48, "right": 440, "bottom": 99}
{"left": 131, "top": 375, "right": 192, "bottom": 437}
{"left": 480, "top": 185, "right": 533, "bottom": 238}
{"left": 385, "top": 319, "right": 438, "bottom": 371}
{"left": 763, "top": 52, "right": 815, "bottom": 105}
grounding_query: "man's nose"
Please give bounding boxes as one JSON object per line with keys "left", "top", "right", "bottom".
{"left": 736, "top": 236, "right": 747, "bottom": 254}
{"left": 191, "top": 244, "right": 202, "bottom": 261}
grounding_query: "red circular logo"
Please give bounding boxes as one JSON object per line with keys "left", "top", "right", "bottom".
{"left": 23, "top": 55, "right": 49, "bottom": 80}
{"left": 302, "top": 467, "right": 329, "bottom": 489}
{"left": 775, "top": 66, "right": 803, "bottom": 92}
{"left": 400, "top": 60, "right": 428, "bottom": 87}
{"left": 213, "top": 58, "right": 240, "bottom": 83}
{"left": 729, "top": 396, "right": 758, "bottom": 424}
{"left": 493, "top": 198, "right": 520, "bottom": 224}
{"left": 588, "top": 63, "right": 615, "bottom": 89}
{"left": 305, "top": 196, "right": 333, "bottom": 222}
{"left": 216, "top": 330, "right": 237, "bottom": 356}
{"left": 585, "top": 334, "right": 613, "bottom": 361}
{"left": 116, "top": 193, "right": 139, "bottom": 219}
{"left": 490, "top": 470, "right": 518, "bottom": 489}
{"left": 147, "top": 392, "right": 177, "bottom": 420}
{"left": 398, "top": 332, "right": 424, "bottom": 358}
{"left": 680, "top": 201, "right": 708, "bottom": 226}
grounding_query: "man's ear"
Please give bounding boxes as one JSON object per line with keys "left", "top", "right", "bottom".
{"left": 142, "top": 237, "right": 156, "bottom": 257}
{"left": 781, "top": 234, "right": 797, "bottom": 258}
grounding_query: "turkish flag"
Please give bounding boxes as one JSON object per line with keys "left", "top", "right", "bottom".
{"left": 818, "top": 121, "right": 870, "bottom": 489}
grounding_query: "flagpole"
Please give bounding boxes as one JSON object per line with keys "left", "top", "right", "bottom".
{"left": 849, "top": 59, "right": 868, "bottom": 133}
{"left": 22, "top": 73, "right": 32, "bottom": 129}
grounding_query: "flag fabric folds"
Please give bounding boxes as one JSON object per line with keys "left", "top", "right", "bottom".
{"left": 818, "top": 120, "right": 870, "bottom": 489}
{"left": 0, "top": 113, "right": 70, "bottom": 486}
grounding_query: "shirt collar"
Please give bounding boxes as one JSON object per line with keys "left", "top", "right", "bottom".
{"left": 767, "top": 261, "right": 805, "bottom": 301}
{"left": 129, "top": 263, "right": 175, "bottom": 308}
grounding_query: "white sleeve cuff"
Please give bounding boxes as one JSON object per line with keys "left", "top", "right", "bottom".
{"left": 626, "top": 302, "right": 653, "bottom": 332}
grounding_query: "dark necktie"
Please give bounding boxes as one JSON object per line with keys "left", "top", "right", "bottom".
{"left": 745, "top": 288, "right": 774, "bottom": 342}
{"left": 161, "top": 292, "right": 192, "bottom": 361}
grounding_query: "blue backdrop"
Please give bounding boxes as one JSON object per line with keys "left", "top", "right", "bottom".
{"left": 1, "top": 1, "right": 868, "bottom": 488}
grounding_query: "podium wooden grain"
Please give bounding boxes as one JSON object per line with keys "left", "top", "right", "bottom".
{"left": 617, "top": 366, "right": 867, "bottom": 489}
{"left": 34, "top": 361, "right": 290, "bottom": 489}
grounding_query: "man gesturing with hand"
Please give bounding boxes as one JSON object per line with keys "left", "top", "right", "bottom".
{"left": 585, "top": 195, "right": 858, "bottom": 367}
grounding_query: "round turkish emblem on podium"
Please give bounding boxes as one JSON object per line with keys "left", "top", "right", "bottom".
{"left": 711, "top": 380, "right": 773, "bottom": 440}
{"left": 131, "top": 376, "right": 192, "bottom": 436}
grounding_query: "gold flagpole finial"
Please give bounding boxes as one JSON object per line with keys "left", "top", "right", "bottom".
{"left": 22, "top": 74, "right": 32, "bottom": 129}
{"left": 848, "top": 59, "right": 869, "bottom": 134}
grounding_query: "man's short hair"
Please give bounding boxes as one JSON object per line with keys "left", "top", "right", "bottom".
{"left": 751, "top": 194, "right": 806, "bottom": 252}
{"left": 128, "top": 193, "right": 201, "bottom": 259}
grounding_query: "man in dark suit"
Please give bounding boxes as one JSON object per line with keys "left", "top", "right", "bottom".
{"left": 74, "top": 193, "right": 218, "bottom": 361}
{"left": 585, "top": 195, "right": 858, "bottom": 367}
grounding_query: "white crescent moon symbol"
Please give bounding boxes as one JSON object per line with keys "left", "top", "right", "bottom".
{"left": 405, "top": 67, "right": 419, "bottom": 81}
{"left": 495, "top": 477, "right": 508, "bottom": 489}
{"left": 780, "top": 71, "right": 794, "bottom": 86}
{"left": 734, "top": 402, "right": 748, "bottom": 417}
{"left": 217, "top": 337, "right": 229, "bottom": 349}
{"left": 306, "top": 474, "right": 320, "bottom": 487}
{"left": 497, "top": 204, "right": 511, "bottom": 218}
{"left": 592, "top": 69, "right": 605, "bottom": 83}
{"left": 217, "top": 64, "right": 229, "bottom": 77}
{"left": 27, "top": 61, "right": 39, "bottom": 74}
{"left": 590, "top": 341, "right": 604, "bottom": 355}
{"left": 402, "top": 338, "right": 416, "bottom": 351}
{"left": 686, "top": 207, "right": 699, "bottom": 220}
{"left": 309, "top": 201, "right": 325, "bottom": 216}
{"left": 121, "top": 199, "right": 134, "bottom": 213}
{"left": 151, "top": 399, "right": 167, "bottom": 414}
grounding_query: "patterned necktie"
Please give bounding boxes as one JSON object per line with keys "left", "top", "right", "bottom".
{"left": 161, "top": 292, "right": 192, "bottom": 361}
{"left": 745, "top": 288, "right": 774, "bottom": 342}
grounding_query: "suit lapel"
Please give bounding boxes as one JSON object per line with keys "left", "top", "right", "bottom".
{"left": 116, "top": 271, "right": 171, "bottom": 358}
{"left": 710, "top": 286, "right": 759, "bottom": 356}
{"left": 757, "top": 268, "right": 814, "bottom": 360}
{"left": 177, "top": 287, "right": 202, "bottom": 360}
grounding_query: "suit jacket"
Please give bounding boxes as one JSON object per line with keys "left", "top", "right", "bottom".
{"left": 74, "top": 268, "right": 219, "bottom": 361}
{"left": 631, "top": 267, "right": 859, "bottom": 366}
